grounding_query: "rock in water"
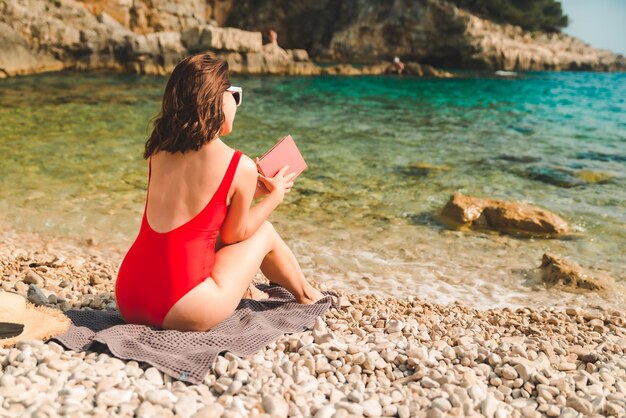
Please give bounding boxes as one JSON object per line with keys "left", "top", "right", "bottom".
{"left": 540, "top": 253, "right": 614, "bottom": 292}
{"left": 574, "top": 170, "right": 614, "bottom": 185}
{"left": 439, "top": 193, "right": 570, "bottom": 236}
{"left": 396, "top": 162, "right": 451, "bottom": 178}
{"left": 525, "top": 166, "right": 585, "bottom": 188}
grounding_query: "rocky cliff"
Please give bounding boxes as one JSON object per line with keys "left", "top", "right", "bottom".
{"left": 0, "top": 0, "right": 328, "bottom": 78}
{"left": 1, "top": 0, "right": 623, "bottom": 79}
{"left": 220, "top": 0, "right": 626, "bottom": 71}
{"left": 0, "top": 0, "right": 453, "bottom": 78}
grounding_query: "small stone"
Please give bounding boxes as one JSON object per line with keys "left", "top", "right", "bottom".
{"left": 347, "top": 390, "right": 363, "bottom": 403}
{"left": 135, "top": 401, "right": 157, "bottom": 418}
{"left": 175, "top": 395, "right": 198, "bottom": 418}
{"left": 24, "top": 270, "right": 42, "bottom": 285}
{"left": 514, "top": 363, "right": 534, "bottom": 382}
{"left": 442, "top": 346, "right": 456, "bottom": 360}
{"left": 495, "top": 407, "right": 510, "bottom": 418}
{"left": 558, "top": 407, "right": 579, "bottom": 418}
{"left": 605, "top": 402, "right": 625, "bottom": 416}
{"left": 361, "top": 399, "right": 382, "bottom": 417}
{"left": 488, "top": 353, "right": 502, "bottom": 366}
{"left": 48, "top": 360, "right": 71, "bottom": 371}
{"left": 192, "top": 403, "right": 224, "bottom": 418}
{"left": 144, "top": 367, "right": 164, "bottom": 386}
{"left": 227, "top": 380, "right": 243, "bottom": 395}
{"left": 96, "top": 389, "right": 132, "bottom": 407}
{"left": 27, "top": 285, "right": 48, "bottom": 306}
{"left": 520, "top": 406, "right": 541, "bottom": 418}
{"left": 481, "top": 395, "right": 498, "bottom": 418}
{"left": 145, "top": 389, "right": 177, "bottom": 408}
{"left": 421, "top": 376, "right": 440, "bottom": 388}
{"left": 262, "top": 394, "right": 288, "bottom": 418}
{"left": 501, "top": 365, "right": 518, "bottom": 380}
{"left": 14, "top": 281, "right": 27, "bottom": 293}
{"left": 581, "top": 352, "right": 599, "bottom": 363}
{"left": 546, "top": 404, "right": 560, "bottom": 417}
{"left": 432, "top": 397, "right": 452, "bottom": 411}
{"left": 313, "top": 405, "right": 335, "bottom": 418}
{"left": 397, "top": 405, "right": 410, "bottom": 418}
{"left": 335, "top": 401, "right": 364, "bottom": 416}
{"left": 566, "top": 396, "right": 593, "bottom": 415}
{"left": 385, "top": 320, "right": 403, "bottom": 333}
{"left": 557, "top": 362, "right": 577, "bottom": 371}
{"left": 468, "top": 384, "right": 487, "bottom": 403}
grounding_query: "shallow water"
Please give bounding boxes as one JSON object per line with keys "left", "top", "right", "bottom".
{"left": 1, "top": 70, "right": 624, "bottom": 311}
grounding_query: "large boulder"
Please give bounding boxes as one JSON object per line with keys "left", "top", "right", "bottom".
{"left": 439, "top": 193, "right": 570, "bottom": 236}
{"left": 182, "top": 24, "right": 262, "bottom": 53}
{"left": 79, "top": 0, "right": 206, "bottom": 34}
{"left": 0, "top": 22, "right": 64, "bottom": 77}
{"left": 0, "top": 0, "right": 187, "bottom": 76}
{"left": 540, "top": 253, "right": 614, "bottom": 292}
{"left": 216, "top": 45, "right": 320, "bottom": 76}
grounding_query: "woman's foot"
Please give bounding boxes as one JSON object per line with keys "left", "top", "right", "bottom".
{"left": 298, "top": 285, "right": 326, "bottom": 304}
{"left": 244, "top": 284, "right": 270, "bottom": 301}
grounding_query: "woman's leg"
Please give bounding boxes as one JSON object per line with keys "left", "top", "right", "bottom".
{"left": 216, "top": 232, "right": 269, "bottom": 300}
{"left": 215, "top": 221, "right": 323, "bottom": 303}
{"left": 163, "top": 221, "right": 279, "bottom": 331}
{"left": 216, "top": 223, "right": 323, "bottom": 302}
{"left": 259, "top": 231, "right": 324, "bottom": 302}
{"left": 162, "top": 221, "right": 323, "bottom": 332}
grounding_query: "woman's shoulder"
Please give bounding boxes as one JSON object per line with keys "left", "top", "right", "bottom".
{"left": 235, "top": 150, "right": 256, "bottom": 173}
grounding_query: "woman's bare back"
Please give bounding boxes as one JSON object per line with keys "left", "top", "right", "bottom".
{"left": 145, "top": 139, "right": 237, "bottom": 234}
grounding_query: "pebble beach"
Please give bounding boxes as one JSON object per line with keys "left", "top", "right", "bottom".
{"left": 1, "top": 230, "right": 625, "bottom": 418}
{"left": 1, "top": 0, "right": 625, "bottom": 415}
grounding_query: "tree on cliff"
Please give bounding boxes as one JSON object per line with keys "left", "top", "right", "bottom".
{"left": 450, "top": 0, "right": 568, "bottom": 32}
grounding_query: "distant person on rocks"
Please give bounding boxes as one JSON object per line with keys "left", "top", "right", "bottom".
{"left": 387, "top": 56, "right": 405, "bottom": 75}
{"left": 268, "top": 29, "right": 278, "bottom": 46}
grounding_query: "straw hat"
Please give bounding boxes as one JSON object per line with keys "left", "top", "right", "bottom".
{"left": 0, "top": 291, "right": 71, "bottom": 348}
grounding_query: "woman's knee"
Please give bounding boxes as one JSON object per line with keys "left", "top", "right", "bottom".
{"left": 260, "top": 220, "right": 275, "bottom": 234}
{"left": 243, "top": 220, "right": 277, "bottom": 254}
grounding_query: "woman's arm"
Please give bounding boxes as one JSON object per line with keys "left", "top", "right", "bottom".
{"left": 220, "top": 155, "right": 285, "bottom": 244}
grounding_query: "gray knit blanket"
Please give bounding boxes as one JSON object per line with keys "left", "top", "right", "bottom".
{"left": 52, "top": 284, "right": 340, "bottom": 384}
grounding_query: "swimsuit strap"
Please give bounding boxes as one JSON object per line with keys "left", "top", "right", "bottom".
{"left": 214, "top": 149, "right": 243, "bottom": 202}
{"left": 143, "top": 156, "right": 152, "bottom": 214}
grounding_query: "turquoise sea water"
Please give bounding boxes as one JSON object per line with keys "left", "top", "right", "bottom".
{"left": 1, "top": 71, "right": 624, "bottom": 311}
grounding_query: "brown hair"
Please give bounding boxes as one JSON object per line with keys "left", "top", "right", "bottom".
{"left": 144, "top": 54, "right": 231, "bottom": 159}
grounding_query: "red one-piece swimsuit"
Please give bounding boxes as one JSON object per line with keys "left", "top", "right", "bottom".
{"left": 115, "top": 149, "right": 243, "bottom": 328}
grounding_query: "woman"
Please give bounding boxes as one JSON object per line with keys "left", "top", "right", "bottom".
{"left": 115, "top": 53, "right": 326, "bottom": 332}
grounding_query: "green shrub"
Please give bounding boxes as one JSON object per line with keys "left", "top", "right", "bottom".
{"left": 450, "top": 0, "right": 568, "bottom": 32}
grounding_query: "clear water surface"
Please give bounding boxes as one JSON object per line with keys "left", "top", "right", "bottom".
{"left": 1, "top": 70, "right": 624, "bottom": 311}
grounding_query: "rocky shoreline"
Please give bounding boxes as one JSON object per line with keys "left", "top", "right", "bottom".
{"left": 1, "top": 229, "right": 625, "bottom": 417}
{"left": 2, "top": 0, "right": 624, "bottom": 80}
{"left": 0, "top": 0, "right": 453, "bottom": 79}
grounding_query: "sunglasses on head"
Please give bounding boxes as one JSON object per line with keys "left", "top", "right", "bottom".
{"left": 226, "top": 85, "right": 243, "bottom": 107}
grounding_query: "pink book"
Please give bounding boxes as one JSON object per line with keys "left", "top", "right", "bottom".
{"left": 257, "top": 135, "right": 308, "bottom": 180}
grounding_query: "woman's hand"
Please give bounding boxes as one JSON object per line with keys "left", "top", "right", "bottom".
{"left": 253, "top": 179, "right": 269, "bottom": 200}
{"left": 253, "top": 158, "right": 270, "bottom": 199}
{"left": 256, "top": 162, "right": 297, "bottom": 204}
